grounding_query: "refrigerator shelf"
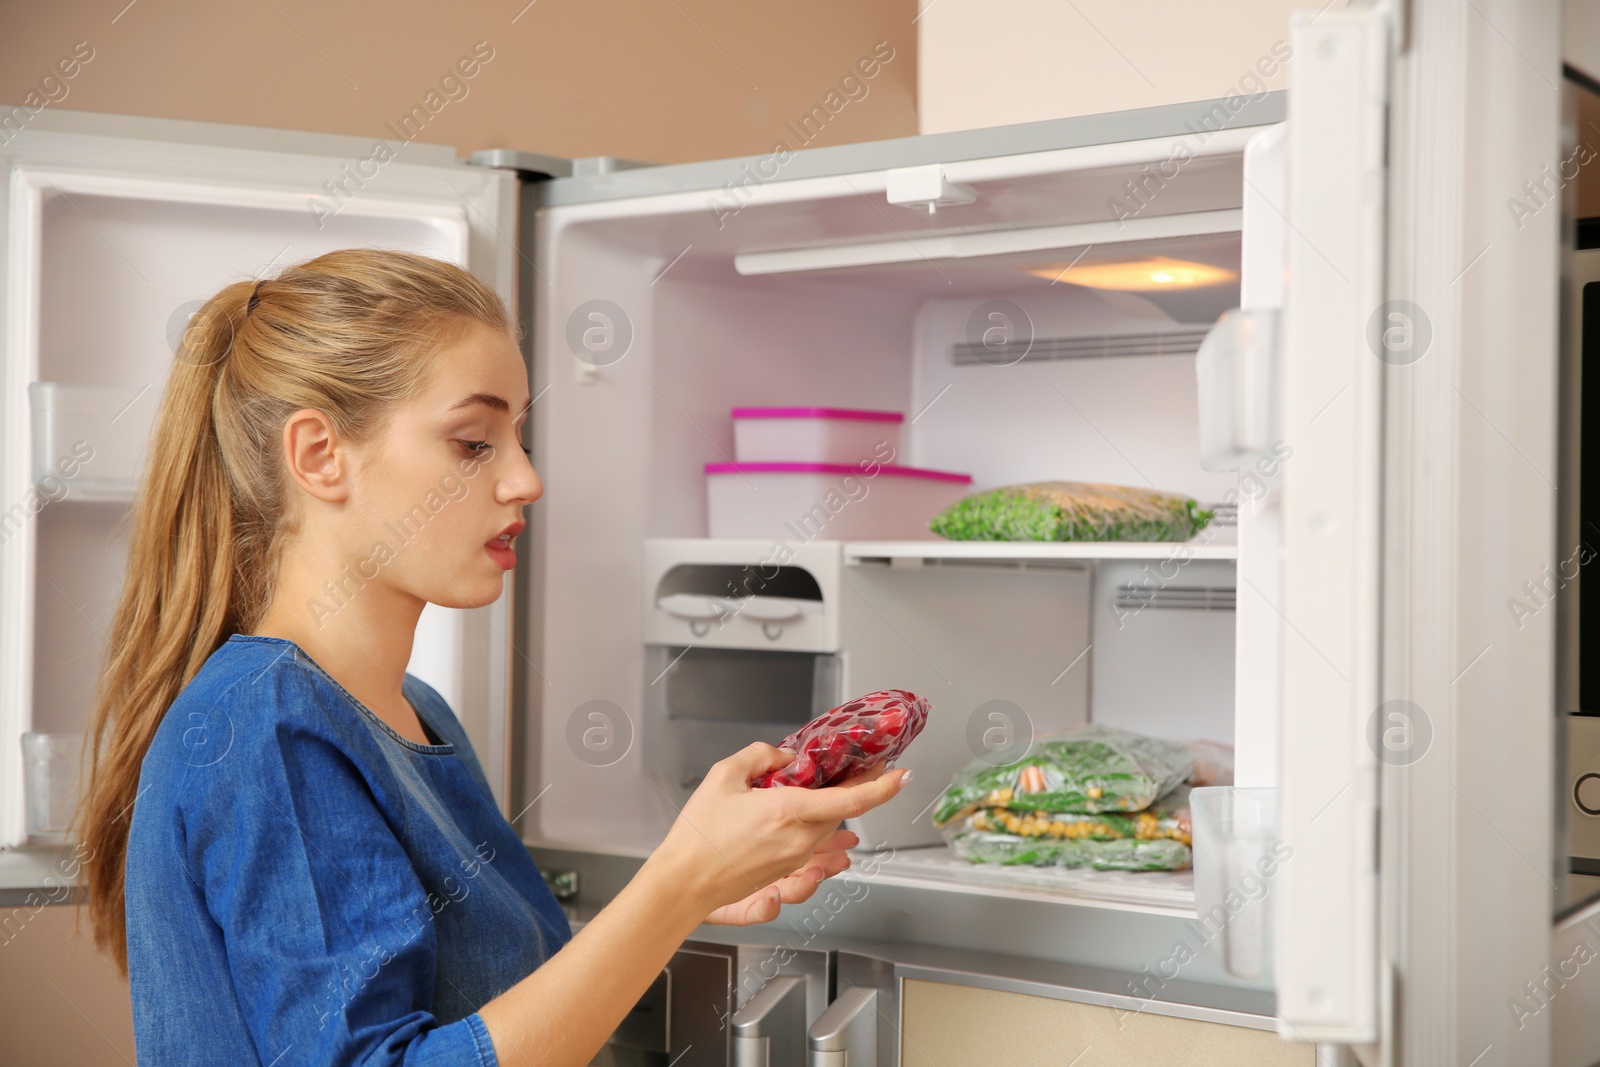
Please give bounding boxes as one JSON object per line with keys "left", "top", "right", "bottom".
{"left": 521, "top": 835, "right": 1197, "bottom": 917}
{"left": 842, "top": 538, "right": 1237, "bottom": 566}
{"left": 851, "top": 842, "right": 1196, "bottom": 918}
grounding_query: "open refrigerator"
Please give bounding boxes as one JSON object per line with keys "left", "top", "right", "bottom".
{"left": 1, "top": 6, "right": 1410, "bottom": 1061}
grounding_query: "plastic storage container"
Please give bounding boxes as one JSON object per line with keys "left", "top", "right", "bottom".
{"left": 21, "top": 732, "right": 83, "bottom": 843}
{"left": 704, "top": 462, "right": 972, "bottom": 541}
{"left": 1189, "top": 786, "right": 1281, "bottom": 979}
{"left": 731, "top": 407, "right": 903, "bottom": 464}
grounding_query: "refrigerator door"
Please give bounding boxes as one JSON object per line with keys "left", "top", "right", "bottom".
{"left": 1272, "top": 4, "right": 1391, "bottom": 1044}
{"left": 0, "top": 110, "right": 522, "bottom": 844}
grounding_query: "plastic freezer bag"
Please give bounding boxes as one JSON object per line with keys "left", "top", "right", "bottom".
{"left": 928, "top": 481, "right": 1214, "bottom": 542}
{"left": 931, "top": 724, "right": 1197, "bottom": 826}
{"left": 941, "top": 788, "right": 1193, "bottom": 871}
{"left": 945, "top": 831, "right": 1192, "bottom": 871}
{"left": 959, "top": 786, "right": 1193, "bottom": 845}
{"left": 752, "top": 689, "right": 931, "bottom": 789}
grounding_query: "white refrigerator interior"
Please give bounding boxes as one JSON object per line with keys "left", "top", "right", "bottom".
{"left": 522, "top": 112, "right": 1283, "bottom": 930}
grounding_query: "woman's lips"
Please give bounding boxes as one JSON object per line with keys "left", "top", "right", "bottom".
{"left": 484, "top": 520, "right": 524, "bottom": 570}
{"left": 484, "top": 541, "right": 516, "bottom": 569}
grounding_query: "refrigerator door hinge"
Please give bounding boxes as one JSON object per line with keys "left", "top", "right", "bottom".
{"left": 467, "top": 149, "right": 659, "bottom": 181}
{"left": 467, "top": 148, "right": 573, "bottom": 179}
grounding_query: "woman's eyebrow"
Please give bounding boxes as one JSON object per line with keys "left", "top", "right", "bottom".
{"left": 448, "top": 392, "right": 510, "bottom": 414}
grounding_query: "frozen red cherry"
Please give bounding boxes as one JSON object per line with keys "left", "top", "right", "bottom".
{"left": 753, "top": 690, "right": 932, "bottom": 790}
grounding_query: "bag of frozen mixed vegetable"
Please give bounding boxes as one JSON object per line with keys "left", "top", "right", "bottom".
{"left": 928, "top": 481, "right": 1213, "bottom": 542}
{"left": 946, "top": 831, "right": 1192, "bottom": 871}
{"left": 930, "top": 724, "right": 1196, "bottom": 826}
{"left": 939, "top": 787, "right": 1195, "bottom": 871}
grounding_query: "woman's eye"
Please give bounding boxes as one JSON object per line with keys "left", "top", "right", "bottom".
{"left": 458, "top": 440, "right": 493, "bottom": 455}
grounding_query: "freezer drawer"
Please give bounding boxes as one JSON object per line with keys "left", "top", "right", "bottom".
{"left": 811, "top": 943, "right": 1295, "bottom": 1067}
{"left": 897, "top": 977, "right": 1310, "bottom": 1067}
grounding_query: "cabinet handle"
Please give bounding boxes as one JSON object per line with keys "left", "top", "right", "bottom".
{"left": 733, "top": 975, "right": 808, "bottom": 1067}
{"left": 807, "top": 985, "right": 876, "bottom": 1067}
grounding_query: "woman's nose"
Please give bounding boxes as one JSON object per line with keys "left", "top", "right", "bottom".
{"left": 500, "top": 453, "right": 543, "bottom": 505}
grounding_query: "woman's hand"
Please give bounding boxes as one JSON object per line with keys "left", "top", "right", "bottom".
{"left": 701, "top": 827, "right": 860, "bottom": 926}
{"left": 652, "top": 743, "right": 909, "bottom": 926}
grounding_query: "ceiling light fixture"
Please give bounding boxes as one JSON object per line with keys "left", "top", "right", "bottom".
{"left": 1021, "top": 256, "right": 1237, "bottom": 290}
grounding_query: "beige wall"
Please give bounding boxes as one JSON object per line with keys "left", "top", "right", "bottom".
{"left": 0, "top": 0, "right": 919, "bottom": 164}
{"left": 917, "top": 0, "right": 1310, "bottom": 135}
{"left": 0, "top": 904, "right": 136, "bottom": 1065}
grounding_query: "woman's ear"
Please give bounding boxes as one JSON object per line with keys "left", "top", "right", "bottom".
{"left": 280, "top": 408, "right": 349, "bottom": 503}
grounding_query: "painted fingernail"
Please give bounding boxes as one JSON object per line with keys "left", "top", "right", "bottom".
{"left": 899, "top": 769, "right": 914, "bottom": 788}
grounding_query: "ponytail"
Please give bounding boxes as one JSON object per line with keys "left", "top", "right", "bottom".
{"left": 76, "top": 250, "right": 513, "bottom": 973}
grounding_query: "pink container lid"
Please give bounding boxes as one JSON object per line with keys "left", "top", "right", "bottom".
{"left": 730, "top": 406, "right": 904, "bottom": 423}
{"left": 705, "top": 461, "right": 971, "bottom": 484}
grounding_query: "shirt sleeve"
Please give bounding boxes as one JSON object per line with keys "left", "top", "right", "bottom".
{"left": 182, "top": 714, "right": 501, "bottom": 1067}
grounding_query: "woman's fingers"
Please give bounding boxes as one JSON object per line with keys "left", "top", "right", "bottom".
{"left": 815, "top": 827, "right": 860, "bottom": 854}
{"left": 806, "top": 849, "right": 851, "bottom": 878}
{"left": 717, "top": 741, "right": 796, "bottom": 786}
{"left": 704, "top": 889, "right": 780, "bottom": 926}
{"left": 704, "top": 863, "right": 833, "bottom": 926}
{"left": 828, "top": 759, "right": 889, "bottom": 789}
{"left": 786, "top": 766, "right": 911, "bottom": 826}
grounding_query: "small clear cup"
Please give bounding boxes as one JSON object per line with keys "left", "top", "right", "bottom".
{"left": 21, "top": 732, "right": 83, "bottom": 844}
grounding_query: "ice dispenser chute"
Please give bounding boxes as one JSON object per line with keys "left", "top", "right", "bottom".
{"left": 643, "top": 541, "right": 843, "bottom": 806}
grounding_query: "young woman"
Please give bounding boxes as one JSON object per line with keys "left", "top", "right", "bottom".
{"left": 77, "top": 249, "right": 912, "bottom": 1067}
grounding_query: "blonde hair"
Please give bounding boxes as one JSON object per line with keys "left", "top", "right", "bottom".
{"left": 78, "top": 248, "right": 515, "bottom": 973}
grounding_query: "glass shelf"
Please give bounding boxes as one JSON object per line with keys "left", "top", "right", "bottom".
{"left": 855, "top": 842, "right": 1197, "bottom": 918}
{"left": 843, "top": 538, "right": 1237, "bottom": 566}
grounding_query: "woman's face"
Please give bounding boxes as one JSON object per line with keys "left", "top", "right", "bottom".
{"left": 343, "top": 321, "right": 541, "bottom": 611}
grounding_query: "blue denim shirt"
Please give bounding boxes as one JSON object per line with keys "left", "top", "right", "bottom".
{"left": 125, "top": 634, "right": 572, "bottom": 1066}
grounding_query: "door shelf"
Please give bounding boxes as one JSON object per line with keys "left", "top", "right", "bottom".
{"left": 28, "top": 382, "right": 156, "bottom": 502}
{"left": 851, "top": 843, "right": 1197, "bottom": 918}
{"left": 843, "top": 539, "right": 1237, "bottom": 566}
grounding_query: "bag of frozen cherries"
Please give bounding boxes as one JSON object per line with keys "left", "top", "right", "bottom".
{"left": 752, "top": 690, "right": 931, "bottom": 789}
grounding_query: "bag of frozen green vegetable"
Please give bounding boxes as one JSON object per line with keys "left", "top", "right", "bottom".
{"left": 928, "top": 481, "right": 1213, "bottom": 542}
{"left": 940, "top": 787, "right": 1195, "bottom": 871}
{"left": 931, "top": 724, "right": 1196, "bottom": 826}
{"left": 945, "top": 831, "right": 1192, "bottom": 871}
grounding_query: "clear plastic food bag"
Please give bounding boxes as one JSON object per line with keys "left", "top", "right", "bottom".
{"left": 1185, "top": 739, "right": 1235, "bottom": 787}
{"left": 931, "top": 724, "right": 1196, "bottom": 826}
{"left": 940, "top": 787, "right": 1195, "bottom": 871}
{"left": 945, "top": 832, "right": 1192, "bottom": 871}
{"left": 752, "top": 689, "right": 931, "bottom": 789}
{"left": 928, "top": 481, "right": 1213, "bottom": 542}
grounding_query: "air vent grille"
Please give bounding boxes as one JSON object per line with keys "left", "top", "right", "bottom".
{"left": 1113, "top": 584, "right": 1236, "bottom": 613}
{"left": 952, "top": 326, "right": 1212, "bottom": 366}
